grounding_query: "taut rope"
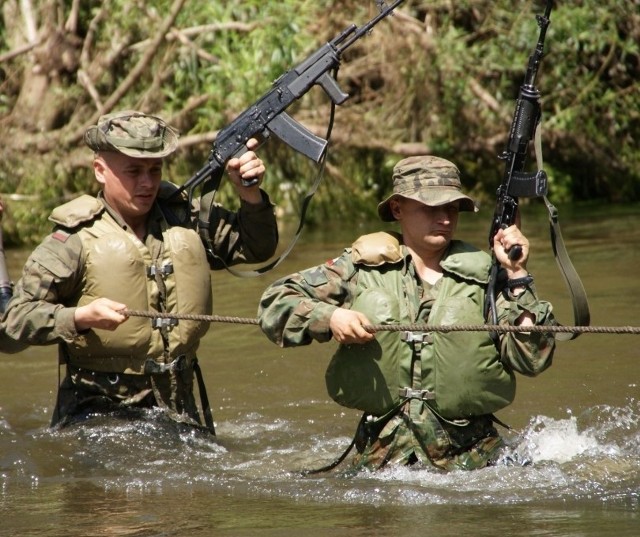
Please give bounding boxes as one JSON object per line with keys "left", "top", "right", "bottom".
{"left": 121, "top": 309, "right": 640, "bottom": 335}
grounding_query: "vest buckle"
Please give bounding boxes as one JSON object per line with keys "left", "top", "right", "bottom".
{"left": 144, "top": 355, "right": 187, "bottom": 375}
{"left": 152, "top": 317, "right": 179, "bottom": 329}
{"left": 147, "top": 263, "right": 174, "bottom": 278}
{"left": 398, "top": 387, "right": 436, "bottom": 400}
{"left": 400, "top": 331, "right": 425, "bottom": 343}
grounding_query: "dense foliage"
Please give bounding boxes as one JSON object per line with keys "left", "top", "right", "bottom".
{"left": 0, "top": 0, "right": 638, "bottom": 244}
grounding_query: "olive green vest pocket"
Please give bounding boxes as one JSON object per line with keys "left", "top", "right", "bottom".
{"left": 325, "top": 288, "right": 408, "bottom": 416}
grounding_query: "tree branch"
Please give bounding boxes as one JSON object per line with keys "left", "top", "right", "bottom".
{"left": 64, "top": 0, "right": 81, "bottom": 34}
{"left": 166, "top": 28, "right": 218, "bottom": 64}
{"left": 77, "top": 68, "right": 104, "bottom": 111}
{"left": 0, "top": 41, "right": 39, "bottom": 63}
{"left": 68, "top": 0, "right": 188, "bottom": 145}
{"left": 19, "top": 0, "right": 38, "bottom": 43}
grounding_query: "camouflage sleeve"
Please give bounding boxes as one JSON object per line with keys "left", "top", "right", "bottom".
{"left": 496, "top": 284, "right": 556, "bottom": 376}
{"left": 258, "top": 251, "right": 358, "bottom": 347}
{"left": 204, "top": 191, "right": 278, "bottom": 269}
{"left": 2, "top": 232, "right": 84, "bottom": 346}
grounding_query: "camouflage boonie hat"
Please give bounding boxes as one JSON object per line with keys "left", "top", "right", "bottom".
{"left": 377, "top": 156, "right": 478, "bottom": 221}
{"left": 84, "top": 110, "right": 179, "bottom": 158}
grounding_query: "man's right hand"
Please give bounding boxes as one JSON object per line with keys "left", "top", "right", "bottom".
{"left": 329, "top": 308, "right": 375, "bottom": 345}
{"left": 74, "top": 297, "right": 128, "bottom": 331}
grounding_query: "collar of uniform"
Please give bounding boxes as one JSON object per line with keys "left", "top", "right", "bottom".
{"left": 97, "top": 192, "right": 129, "bottom": 230}
{"left": 398, "top": 244, "right": 415, "bottom": 277}
{"left": 96, "top": 192, "right": 164, "bottom": 235}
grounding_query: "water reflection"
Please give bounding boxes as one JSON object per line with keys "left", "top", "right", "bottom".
{"left": 1, "top": 204, "right": 639, "bottom": 535}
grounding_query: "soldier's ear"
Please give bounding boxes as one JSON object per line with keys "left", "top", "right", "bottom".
{"left": 93, "top": 155, "right": 107, "bottom": 186}
{"left": 389, "top": 197, "right": 402, "bottom": 220}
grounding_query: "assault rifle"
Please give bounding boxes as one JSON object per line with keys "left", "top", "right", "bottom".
{"left": 170, "top": 0, "right": 404, "bottom": 267}
{"left": 173, "top": 0, "right": 404, "bottom": 197}
{"left": 485, "top": 0, "right": 590, "bottom": 340}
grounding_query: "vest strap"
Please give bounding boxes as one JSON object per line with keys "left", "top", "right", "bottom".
{"left": 193, "top": 358, "right": 216, "bottom": 435}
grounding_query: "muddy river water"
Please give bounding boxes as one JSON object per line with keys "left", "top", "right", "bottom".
{"left": 1, "top": 203, "right": 638, "bottom": 536}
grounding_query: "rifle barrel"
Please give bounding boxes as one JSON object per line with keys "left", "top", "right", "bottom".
{"left": 337, "top": 0, "right": 405, "bottom": 53}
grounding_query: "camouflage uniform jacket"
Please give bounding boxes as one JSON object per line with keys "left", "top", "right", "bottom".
{"left": 259, "top": 232, "right": 556, "bottom": 470}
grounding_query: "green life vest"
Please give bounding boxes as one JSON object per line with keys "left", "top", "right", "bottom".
{"left": 325, "top": 232, "right": 516, "bottom": 419}
{"left": 49, "top": 194, "right": 212, "bottom": 374}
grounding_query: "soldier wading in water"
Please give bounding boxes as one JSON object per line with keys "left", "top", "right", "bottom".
{"left": 2, "top": 111, "right": 278, "bottom": 433}
{"left": 258, "top": 156, "right": 556, "bottom": 471}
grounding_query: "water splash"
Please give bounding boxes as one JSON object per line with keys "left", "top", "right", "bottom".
{"left": 505, "top": 413, "right": 602, "bottom": 465}
{"left": 2, "top": 399, "right": 638, "bottom": 509}
{"left": 290, "top": 399, "right": 640, "bottom": 507}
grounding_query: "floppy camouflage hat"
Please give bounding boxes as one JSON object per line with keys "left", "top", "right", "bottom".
{"left": 84, "top": 110, "right": 179, "bottom": 158}
{"left": 377, "top": 155, "right": 478, "bottom": 221}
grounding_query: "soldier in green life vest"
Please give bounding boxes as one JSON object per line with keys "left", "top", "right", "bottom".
{"left": 1, "top": 110, "right": 279, "bottom": 433}
{"left": 258, "top": 155, "right": 556, "bottom": 471}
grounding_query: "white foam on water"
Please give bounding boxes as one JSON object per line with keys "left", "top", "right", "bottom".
{"left": 518, "top": 414, "right": 602, "bottom": 464}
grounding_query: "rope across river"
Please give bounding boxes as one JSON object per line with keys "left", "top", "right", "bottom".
{"left": 121, "top": 309, "right": 640, "bottom": 335}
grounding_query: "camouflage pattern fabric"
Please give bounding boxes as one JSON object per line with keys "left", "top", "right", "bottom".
{"left": 377, "top": 156, "right": 478, "bottom": 221}
{"left": 353, "top": 403, "right": 504, "bottom": 471}
{"left": 51, "top": 363, "right": 203, "bottom": 430}
{"left": 84, "top": 110, "right": 179, "bottom": 158}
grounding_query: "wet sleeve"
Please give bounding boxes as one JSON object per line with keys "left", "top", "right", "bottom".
{"left": 258, "top": 252, "right": 357, "bottom": 347}
{"left": 497, "top": 284, "right": 557, "bottom": 376}
{"left": 205, "top": 191, "right": 278, "bottom": 268}
{"left": 2, "top": 233, "right": 84, "bottom": 346}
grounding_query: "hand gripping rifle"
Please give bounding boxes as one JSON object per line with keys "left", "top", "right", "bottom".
{"left": 171, "top": 1, "right": 405, "bottom": 268}
{"left": 485, "top": 0, "right": 590, "bottom": 341}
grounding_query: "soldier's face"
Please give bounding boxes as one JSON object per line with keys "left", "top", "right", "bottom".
{"left": 391, "top": 197, "right": 459, "bottom": 254}
{"left": 94, "top": 152, "right": 163, "bottom": 222}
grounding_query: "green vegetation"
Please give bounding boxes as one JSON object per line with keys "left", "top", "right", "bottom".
{"left": 0, "top": 0, "right": 638, "bottom": 244}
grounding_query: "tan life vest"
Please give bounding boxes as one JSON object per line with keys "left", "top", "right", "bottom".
{"left": 50, "top": 195, "right": 212, "bottom": 374}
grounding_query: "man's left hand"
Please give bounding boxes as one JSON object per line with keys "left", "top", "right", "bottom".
{"left": 226, "top": 138, "right": 265, "bottom": 204}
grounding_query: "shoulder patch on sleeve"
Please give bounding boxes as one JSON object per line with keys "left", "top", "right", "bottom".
{"left": 52, "top": 230, "right": 71, "bottom": 243}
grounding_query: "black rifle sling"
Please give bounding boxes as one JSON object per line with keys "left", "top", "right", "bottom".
{"left": 196, "top": 164, "right": 225, "bottom": 265}
{"left": 205, "top": 151, "right": 328, "bottom": 278}
{"left": 197, "top": 93, "right": 338, "bottom": 278}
